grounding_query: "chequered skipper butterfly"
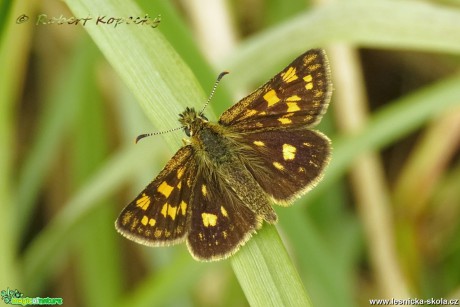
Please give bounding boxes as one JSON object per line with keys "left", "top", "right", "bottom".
{"left": 116, "top": 49, "right": 332, "bottom": 261}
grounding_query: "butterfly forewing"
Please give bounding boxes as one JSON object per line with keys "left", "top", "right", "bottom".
{"left": 219, "top": 49, "right": 331, "bottom": 131}
{"left": 116, "top": 146, "right": 196, "bottom": 246}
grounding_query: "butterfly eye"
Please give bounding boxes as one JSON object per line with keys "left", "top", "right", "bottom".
{"left": 184, "top": 126, "right": 191, "bottom": 137}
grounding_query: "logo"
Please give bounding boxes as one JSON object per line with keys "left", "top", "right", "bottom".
{"left": 1, "top": 288, "right": 63, "bottom": 305}
{"left": 116, "top": 48, "right": 332, "bottom": 261}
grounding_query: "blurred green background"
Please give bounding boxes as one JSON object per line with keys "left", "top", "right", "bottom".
{"left": 1, "top": 0, "right": 460, "bottom": 306}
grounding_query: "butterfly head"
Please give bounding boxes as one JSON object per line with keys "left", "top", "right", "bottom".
{"left": 135, "top": 72, "right": 228, "bottom": 144}
{"left": 179, "top": 107, "right": 209, "bottom": 137}
{"left": 178, "top": 72, "right": 228, "bottom": 137}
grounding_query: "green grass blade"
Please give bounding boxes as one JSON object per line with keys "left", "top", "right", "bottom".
{"left": 22, "top": 145, "right": 146, "bottom": 293}
{"left": 65, "top": 0, "right": 208, "bottom": 144}
{"left": 309, "top": 72, "right": 460, "bottom": 200}
{"left": 117, "top": 253, "right": 205, "bottom": 307}
{"left": 231, "top": 226, "right": 312, "bottom": 307}
{"left": 71, "top": 59, "right": 122, "bottom": 306}
{"left": 224, "top": 0, "right": 460, "bottom": 89}
{"left": 17, "top": 38, "right": 99, "bottom": 237}
{"left": 0, "top": 0, "right": 37, "bottom": 290}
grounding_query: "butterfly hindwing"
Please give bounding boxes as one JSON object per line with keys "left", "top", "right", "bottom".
{"left": 235, "top": 128, "right": 331, "bottom": 204}
{"left": 115, "top": 146, "right": 196, "bottom": 246}
{"left": 186, "top": 167, "right": 262, "bottom": 260}
{"left": 219, "top": 49, "right": 331, "bottom": 131}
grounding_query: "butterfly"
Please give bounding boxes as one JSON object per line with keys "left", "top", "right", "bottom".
{"left": 116, "top": 49, "right": 332, "bottom": 261}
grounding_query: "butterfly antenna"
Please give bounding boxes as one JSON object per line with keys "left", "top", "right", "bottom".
{"left": 135, "top": 126, "right": 183, "bottom": 144}
{"left": 199, "top": 71, "right": 229, "bottom": 115}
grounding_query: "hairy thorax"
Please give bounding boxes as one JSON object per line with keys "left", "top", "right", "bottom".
{"left": 190, "top": 120, "right": 277, "bottom": 223}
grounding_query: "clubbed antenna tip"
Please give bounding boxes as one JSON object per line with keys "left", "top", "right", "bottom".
{"left": 135, "top": 133, "right": 152, "bottom": 144}
{"left": 218, "top": 71, "right": 229, "bottom": 81}
{"left": 135, "top": 126, "right": 183, "bottom": 144}
{"left": 200, "top": 71, "right": 230, "bottom": 114}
